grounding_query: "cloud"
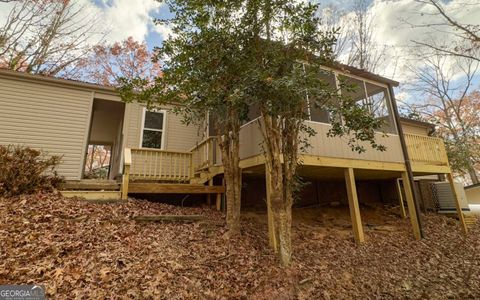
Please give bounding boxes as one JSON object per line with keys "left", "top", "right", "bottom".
{"left": 369, "top": 0, "right": 480, "bottom": 81}
{"left": 96, "top": 0, "right": 164, "bottom": 43}
{"left": 323, "top": 0, "right": 480, "bottom": 84}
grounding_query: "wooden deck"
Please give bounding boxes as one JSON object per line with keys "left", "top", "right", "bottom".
{"left": 121, "top": 143, "right": 225, "bottom": 199}
{"left": 119, "top": 132, "right": 451, "bottom": 200}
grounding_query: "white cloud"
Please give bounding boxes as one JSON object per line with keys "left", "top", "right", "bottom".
{"left": 97, "top": 0, "right": 163, "bottom": 43}
{"left": 323, "top": 0, "right": 480, "bottom": 84}
{"left": 368, "top": 0, "right": 480, "bottom": 81}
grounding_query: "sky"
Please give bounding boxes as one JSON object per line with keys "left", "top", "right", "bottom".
{"left": 0, "top": 0, "right": 479, "bottom": 94}
{"left": 87, "top": 0, "right": 480, "bottom": 80}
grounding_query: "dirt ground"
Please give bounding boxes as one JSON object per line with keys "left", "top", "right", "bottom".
{"left": 1, "top": 193, "right": 479, "bottom": 299}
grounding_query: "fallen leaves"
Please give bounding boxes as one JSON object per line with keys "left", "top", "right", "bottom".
{"left": 0, "top": 193, "right": 479, "bottom": 299}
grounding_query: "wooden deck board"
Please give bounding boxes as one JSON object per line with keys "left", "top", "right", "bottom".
{"left": 61, "top": 180, "right": 120, "bottom": 191}
{"left": 61, "top": 191, "right": 122, "bottom": 200}
{"left": 128, "top": 183, "right": 225, "bottom": 194}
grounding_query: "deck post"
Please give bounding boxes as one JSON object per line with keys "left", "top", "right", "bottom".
{"left": 122, "top": 148, "right": 132, "bottom": 200}
{"left": 189, "top": 154, "right": 194, "bottom": 179}
{"left": 207, "top": 178, "right": 213, "bottom": 207}
{"left": 265, "top": 166, "right": 277, "bottom": 250}
{"left": 344, "top": 168, "right": 364, "bottom": 243}
{"left": 401, "top": 172, "right": 421, "bottom": 240}
{"left": 396, "top": 179, "right": 407, "bottom": 219}
{"left": 446, "top": 172, "right": 468, "bottom": 234}
{"left": 216, "top": 177, "right": 224, "bottom": 211}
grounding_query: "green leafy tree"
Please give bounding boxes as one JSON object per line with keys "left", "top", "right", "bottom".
{"left": 119, "top": 0, "right": 249, "bottom": 235}
{"left": 241, "top": 0, "right": 385, "bottom": 265}
{"left": 120, "top": 0, "right": 385, "bottom": 265}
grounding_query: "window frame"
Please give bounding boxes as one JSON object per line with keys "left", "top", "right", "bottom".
{"left": 139, "top": 107, "right": 167, "bottom": 150}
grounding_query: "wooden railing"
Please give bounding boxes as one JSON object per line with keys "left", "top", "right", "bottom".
{"left": 404, "top": 133, "right": 448, "bottom": 165}
{"left": 190, "top": 136, "right": 219, "bottom": 171}
{"left": 128, "top": 148, "right": 193, "bottom": 182}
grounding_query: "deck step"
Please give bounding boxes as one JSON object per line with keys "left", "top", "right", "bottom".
{"left": 60, "top": 180, "right": 120, "bottom": 191}
{"left": 61, "top": 190, "right": 122, "bottom": 201}
{"left": 464, "top": 215, "right": 477, "bottom": 226}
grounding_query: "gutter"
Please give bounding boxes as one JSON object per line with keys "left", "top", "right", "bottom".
{"left": 388, "top": 85, "right": 424, "bottom": 238}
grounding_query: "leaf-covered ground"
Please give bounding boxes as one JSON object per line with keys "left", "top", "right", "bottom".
{"left": 0, "top": 193, "right": 479, "bottom": 299}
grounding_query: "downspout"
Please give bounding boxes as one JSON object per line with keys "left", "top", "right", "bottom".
{"left": 388, "top": 85, "right": 424, "bottom": 238}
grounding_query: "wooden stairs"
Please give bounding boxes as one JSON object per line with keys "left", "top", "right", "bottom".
{"left": 60, "top": 179, "right": 122, "bottom": 201}
{"left": 464, "top": 213, "right": 478, "bottom": 227}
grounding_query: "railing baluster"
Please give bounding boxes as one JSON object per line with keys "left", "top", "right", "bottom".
{"left": 159, "top": 151, "right": 163, "bottom": 179}
{"left": 405, "top": 133, "right": 448, "bottom": 166}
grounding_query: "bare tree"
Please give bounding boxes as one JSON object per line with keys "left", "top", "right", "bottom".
{"left": 0, "top": 0, "right": 106, "bottom": 77}
{"left": 408, "top": 0, "right": 480, "bottom": 62}
{"left": 319, "top": 0, "right": 398, "bottom": 76}
{"left": 402, "top": 50, "right": 480, "bottom": 183}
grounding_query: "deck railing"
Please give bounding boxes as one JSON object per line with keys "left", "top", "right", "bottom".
{"left": 128, "top": 148, "right": 193, "bottom": 182}
{"left": 190, "top": 136, "right": 219, "bottom": 171}
{"left": 404, "top": 133, "right": 448, "bottom": 165}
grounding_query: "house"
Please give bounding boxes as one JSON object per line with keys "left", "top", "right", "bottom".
{"left": 0, "top": 66, "right": 468, "bottom": 240}
{"left": 465, "top": 183, "right": 480, "bottom": 205}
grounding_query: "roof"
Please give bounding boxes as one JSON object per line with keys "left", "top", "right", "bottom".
{"left": 329, "top": 63, "right": 400, "bottom": 87}
{"left": 465, "top": 183, "right": 480, "bottom": 190}
{"left": 0, "top": 68, "right": 118, "bottom": 95}
{"left": 0, "top": 60, "right": 400, "bottom": 93}
{"left": 399, "top": 117, "right": 436, "bottom": 130}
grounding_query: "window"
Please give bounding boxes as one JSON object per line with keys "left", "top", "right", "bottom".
{"left": 305, "top": 69, "right": 337, "bottom": 124}
{"left": 141, "top": 109, "right": 165, "bottom": 149}
{"left": 338, "top": 74, "right": 397, "bottom": 134}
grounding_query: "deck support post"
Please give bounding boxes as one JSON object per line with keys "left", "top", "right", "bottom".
{"left": 401, "top": 172, "right": 421, "bottom": 240}
{"left": 344, "top": 168, "right": 364, "bottom": 243}
{"left": 207, "top": 179, "right": 213, "bottom": 207}
{"left": 216, "top": 193, "right": 221, "bottom": 211}
{"left": 446, "top": 172, "right": 468, "bottom": 234}
{"left": 396, "top": 179, "right": 407, "bottom": 219}
{"left": 265, "top": 166, "right": 277, "bottom": 250}
{"left": 122, "top": 148, "right": 132, "bottom": 200}
{"left": 216, "top": 177, "right": 225, "bottom": 211}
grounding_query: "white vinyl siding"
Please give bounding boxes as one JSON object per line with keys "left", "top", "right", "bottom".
{"left": 0, "top": 77, "right": 92, "bottom": 180}
{"left": 125, "top": 102, "right": 203, "bottom": 152}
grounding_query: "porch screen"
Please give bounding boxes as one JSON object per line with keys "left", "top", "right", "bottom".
{"left": 141, "top": 110, "right": 165, "bottom": 149}
{"left": 338, "top": 75, "right": 396, "bottom": 134}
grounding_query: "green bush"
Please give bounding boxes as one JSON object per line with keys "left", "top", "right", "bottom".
{"left": 0, "top": 145, "right": 63, "bottom": 197}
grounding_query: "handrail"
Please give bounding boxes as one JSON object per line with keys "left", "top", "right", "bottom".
{"left": 129, "top": 148, "right": 193, "bottom": 181}
{"left": 190, "top": 136, "right": 219, "bottom": 172}
{"left": 189, "top": 136, "right": 218, "bottom": 152}
{"left": 404, "top": 133, "right": 448, "bottom": 165}
{"left": 130, "top": 147, "right": 192, "bottom": 155}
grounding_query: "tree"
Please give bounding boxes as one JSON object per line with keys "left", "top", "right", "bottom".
{"left": 120, "top": 0, "right": 385, "bottom": 266}
{"left": 242, "top": 0, "right": 385, "bottom": 265}
{"left": 119, "top": 0, "right": 248, "bottom": 235}
{"left": 402, "top": 51, "right": 480, "bottom": 183}
{"left": 408, "top": 0, "right": 479, "bottom": 62}
{"left": 0, "top": 0, "right": 105, "bottom": 76}
{"left": 75, "top": 37, "right": 161, "bottom": 86}
{"left": 319, "top": 0, "right": 396, "bottom": 76}
{"left": 84, "top": 145, "right": 111, "bottom": 179}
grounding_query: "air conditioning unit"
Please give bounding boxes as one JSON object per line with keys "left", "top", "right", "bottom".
{"left": 433, "top": 182, "right": 470, "bottom": 212}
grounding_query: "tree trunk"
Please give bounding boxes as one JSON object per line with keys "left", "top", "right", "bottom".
{"left": 218, "top": 111, "right": 242, "bottom": 236}
{"left": 468, "top": 167, "right": 479, "bottom": 184}
{"left": 221, "top": 143, "right": 242, "bottom": 235}
{"left": 262, "top": 115, "right": 294, "bottom": 266}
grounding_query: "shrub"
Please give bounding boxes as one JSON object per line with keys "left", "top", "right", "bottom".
{"left": 0, "top": 145, "right": 63, "bottom": 197}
